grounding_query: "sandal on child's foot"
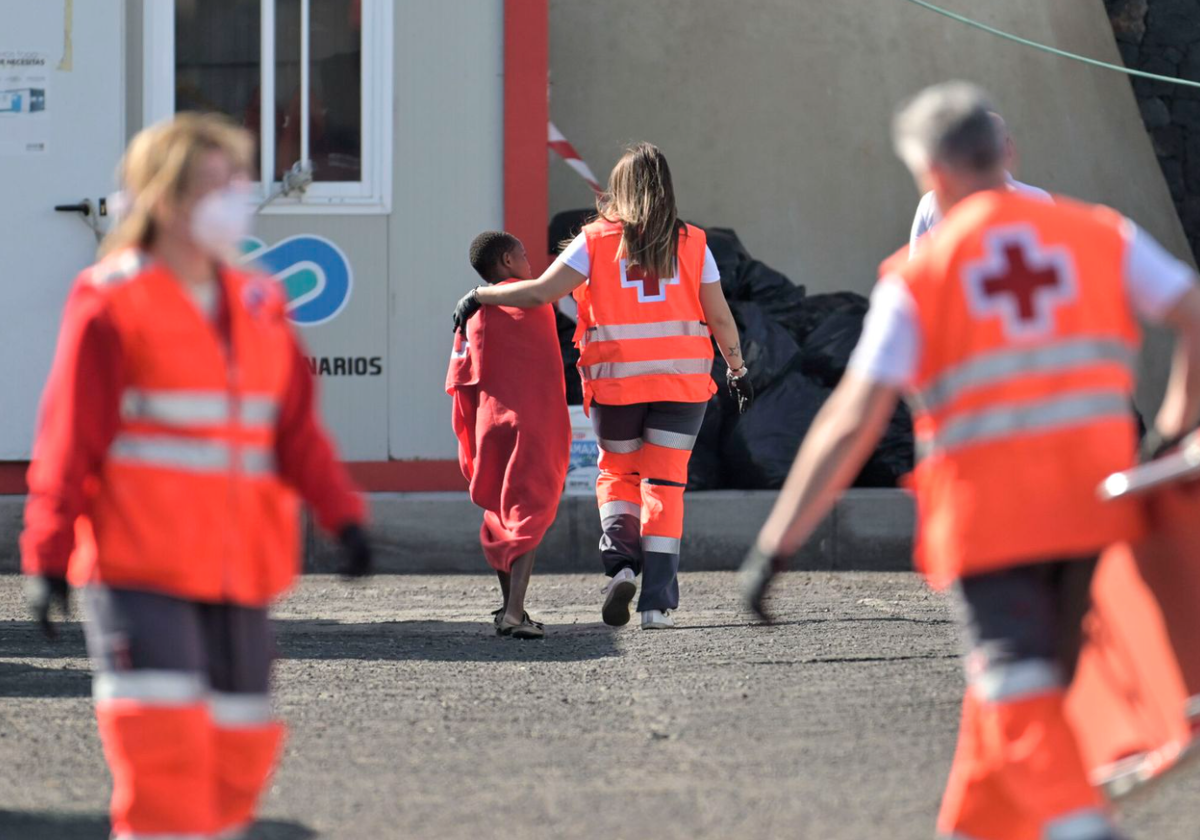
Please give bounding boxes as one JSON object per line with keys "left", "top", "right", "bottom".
{"left": 496, "top": 613, "right": 546, "bottom": 640}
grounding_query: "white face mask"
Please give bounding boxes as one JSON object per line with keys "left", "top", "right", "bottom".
{"left": 190, "top": 183, "right": 255, "bottom": 257}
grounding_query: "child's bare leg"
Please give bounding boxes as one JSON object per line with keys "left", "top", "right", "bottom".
{"left": 502, "top": 550, "right": 537, "bottom": 625}
{"left": 496, "top": 569, "right": 511, "bottom": 609}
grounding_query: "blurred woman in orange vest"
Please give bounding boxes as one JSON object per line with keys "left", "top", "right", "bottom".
{"left": 21, "top": 113, "right": 372, "bottom": 840}
{"left": 454, "top": 143, "right": 752, "bottom": 629}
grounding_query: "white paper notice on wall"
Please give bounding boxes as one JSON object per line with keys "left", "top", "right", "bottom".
{"left": 0, "top": 51, "right": 51, "bottom": 155}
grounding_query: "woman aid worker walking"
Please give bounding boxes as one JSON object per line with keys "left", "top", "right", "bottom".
{"left": 454, "top": 143, "right": 753, "bottom": 629}
{"left": 21, "top": 113, "right": 372, "bottom": 839}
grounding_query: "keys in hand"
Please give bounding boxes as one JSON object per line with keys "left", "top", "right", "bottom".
{"left": 727, "top": 368, "right": 755, "bottom": 415}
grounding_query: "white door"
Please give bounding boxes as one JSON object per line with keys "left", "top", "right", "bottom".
{"left": 0, "top": 0, "right": 125, "bottom": 458}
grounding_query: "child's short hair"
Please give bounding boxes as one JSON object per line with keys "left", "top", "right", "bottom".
{"left": 469, "top": 231, "right": 521, "bottom": 282}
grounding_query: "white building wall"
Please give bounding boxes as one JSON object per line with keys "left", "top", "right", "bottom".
{"left": 387, "top": 0, "right": 505, "bottom": 461}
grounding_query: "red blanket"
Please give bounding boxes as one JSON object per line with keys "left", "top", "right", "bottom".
{"left": 445, "top": 295, "right": 570, "bottom": 571}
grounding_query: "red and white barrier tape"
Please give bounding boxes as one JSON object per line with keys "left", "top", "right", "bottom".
{"left": 548, "top": 121, "right": 603, "bottom": 195}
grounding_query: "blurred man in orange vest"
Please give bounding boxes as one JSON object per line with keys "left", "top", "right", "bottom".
{"left": 454, "top": 143, "right": 752, "bottom": 629}
{"left": 741, "top": 82, "right": 1200, "bottom": 839}
{"left": 22, "top": 114, "right": 371, "bottom": 840}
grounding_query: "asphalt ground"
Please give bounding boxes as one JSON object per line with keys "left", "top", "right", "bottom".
{"left": 0, "top": 572, "right": 1196, "bottom": 840}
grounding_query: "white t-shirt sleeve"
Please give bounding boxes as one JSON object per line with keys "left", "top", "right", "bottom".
{"left": 847, "top": 275, "right": 921, "bottom": 387}
{"left": 701, "top": 245, "right": 720, "bottom": 284}
{"left": 909, "top": 192, "right": 938, "bottom": 257}
{"left": 1011, "top": 179, "right": 1053, "bottom": 203}
{"left": 556, "top": 232, "right": 590, "bottom": 277}
{"left": 1122, "top": 221, "right": 1196, "bottom": 321}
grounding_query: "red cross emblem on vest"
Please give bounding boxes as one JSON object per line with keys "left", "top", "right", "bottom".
{"left": 962, "top": 226, "right": 1077, "bottom": 340}
{"left": 621, "top": 261, "right": 680, "bottom": 303}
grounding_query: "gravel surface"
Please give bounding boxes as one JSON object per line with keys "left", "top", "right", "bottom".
{"left": 0, "top": 572, "right": 1196, "bottom": 839}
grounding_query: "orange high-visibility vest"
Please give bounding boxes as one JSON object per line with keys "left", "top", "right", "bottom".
{"left": 890, "top": 190, "right": 1145, "bottom": 587}
{"left": 68, "top": 250, "right": 300, "bottom": 606}
{"left": 572, "top": 220, "right": 716, "bottom": 408}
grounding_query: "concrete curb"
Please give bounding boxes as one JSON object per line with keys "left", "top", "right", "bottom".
{"left": 308, "top": 489, "right": 914, "bottom": 574}
{"left": 1, "top": 489, "right": 915, "bottom": 575}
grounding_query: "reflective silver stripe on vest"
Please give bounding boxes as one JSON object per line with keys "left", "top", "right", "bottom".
{"left": 109, "top": 434, "right": 277, "bottom": 477}
{"left": 93, "top": 671, "right": 207, "bottom": 705}
{"left": 241, "top": 396, "right": 281, "bottom": 426}
{"left": 919, "top": 390, "right": 1130, "bottom": 457}
{"left": 121, "top": 389, "right": 280, "bottom": 428}
{"left": 643, "top": 535, "right": 681, "bottom": 555}
{"left": 585, "top": 320, "right": 709, "bottom": 344}
{"left": 916, "top": 338, "right": 1137, "bottom": 413}
{"left": 1044, "top": 808, "right": 1117, "bottom": 840}
{"left": 645, "top": 428, "right": 699, "bottom": 451}
{"left": 582, "top": 358, "right": 713, "bottom": 381}
{"left": 973, "top": 659, "right": 1061, "bottom": 703}
{"left": 240, "top": 447, "right": 278, "bottom": 477}
{"left": 598, "top": 437, "right": 643, "bottom": 454}
{"left": 209, "top": 691, "right": 274, "bottom": 727}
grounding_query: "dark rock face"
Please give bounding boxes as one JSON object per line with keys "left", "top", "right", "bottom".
{"left": 1109, "top": 0, "right": 1200, "bottom": 261}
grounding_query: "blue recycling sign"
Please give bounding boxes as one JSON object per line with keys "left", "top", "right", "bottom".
{"left": 239, "top": 235, "right": 353, "bottom": 326}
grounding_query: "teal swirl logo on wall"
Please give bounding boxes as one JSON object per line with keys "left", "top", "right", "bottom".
{"left": 239, "top": 235, "right": 354, "bottom": 326}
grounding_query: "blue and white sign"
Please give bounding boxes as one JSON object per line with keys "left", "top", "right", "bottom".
{"left": 239, "top": 235, "right": 354, "bottom": 326}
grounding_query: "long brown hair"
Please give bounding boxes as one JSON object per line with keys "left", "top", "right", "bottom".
{"left": 597, "top": 142, "right": 684, "bottom": 279}
{"left": 99, "top": 112, "right": 253, "bottom": 258}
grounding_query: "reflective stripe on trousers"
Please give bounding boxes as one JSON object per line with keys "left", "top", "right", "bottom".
{"left": 109, "top": 433, "right": 277, "bottom": 477}
{"left": 582, "top": 320, "right": 710, "bottom": 345}
{"left": 94, "top": 671, "right": 207, "bottom": 705}
{"left": 209, "top": 692, "right": 273, "bottom": 728}
{"left": 915, "top": 338, "right": 1136, "bottom": 413}
{"left": 582, "top": 357, "right": 712, "bottom": 381}
{"left": 1045, "top": 808, "right": 1120, "bottom": 840}
{"left": 121, "top": 388, "right": 280, "bottom": 428}
{"left": 972, "top": 659, "right": 1062, "bottom": 703}
{"left": 916, "top": 390, "right": 1130, "bottom": 457}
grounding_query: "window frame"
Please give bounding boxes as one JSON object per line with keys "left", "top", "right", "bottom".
{"left": 143, "top": 0, "right": 393, "bottom": 215}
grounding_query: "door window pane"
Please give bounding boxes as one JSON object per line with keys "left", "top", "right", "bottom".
{"left": 275, "top": 0, "right": 363, "bottom": 183}
{"left": 174, "top": 0, "right": 263, "bottom": 180}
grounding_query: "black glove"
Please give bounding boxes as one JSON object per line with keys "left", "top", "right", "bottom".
{"left": 25, "top": 575, "right": 70, "bottom": 640}
{"left": 1140, "top": 428, "right": 1186, "bottom": 464}
{"left": 739, "top": 543, "right": 786, "bottom": 624}
{"left": 452, "top": 287, "right": 483, "bottom": 336}
{"left": 727, "top": 368, "right": 755, "bottom": 415}
{"left": 338, "top": 524, "right": 373, "bottom": 578}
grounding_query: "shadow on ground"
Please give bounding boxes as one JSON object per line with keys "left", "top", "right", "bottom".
{"left": 0, "top": 661, "right": 91, "bottom": 698}
{"left": 275, "top": 619, "right": 622, "bottom": 663}
{"left": 0, "top": 812, "right": 318, "bottom": 840}
{"left": 0, "top": 621, "right": 87, "bottom": 659}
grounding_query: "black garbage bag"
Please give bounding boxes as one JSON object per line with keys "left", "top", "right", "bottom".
{"left": 687, "top": 395, "right": 726, "bottom": 491}
{"left": 854, "top": 402, "right": 915, "bottom": 487}
{"left": 799, "top": 296, "right": 869, "bottom": 388}
{"left": 730, "top": 300, "right": 802, "bottom": 394}
{"left": 548, "top": 208, "right": 595, "bottom": 255}
{"left": 737, "top": 260, "right": 808, "bottom": 335}
{"left": 701, "top": 226, "right": 752, "bottom": 298}
{"left": 721, "top": 372, "right": 830, "bottom": 489}
{"left": 790, "top": 291, "right": 868, "bottom": 345}
{"left": 555, "top": 307, "right": 584, "bottom": 405}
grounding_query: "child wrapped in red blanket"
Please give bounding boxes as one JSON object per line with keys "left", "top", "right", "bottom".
{"left": 446, "top": 232, "right": 571, "bottom": 639}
